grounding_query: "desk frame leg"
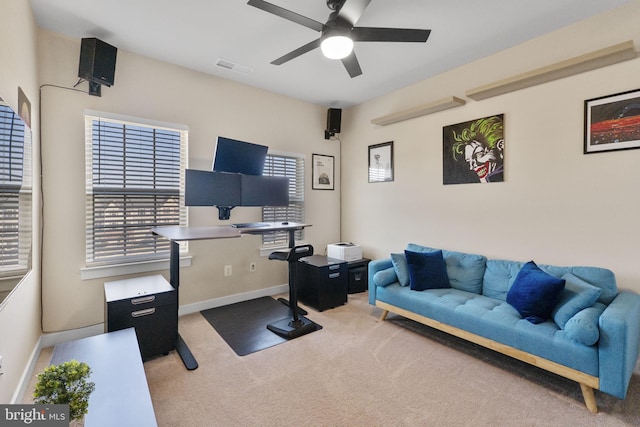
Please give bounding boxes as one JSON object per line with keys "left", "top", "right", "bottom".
{"left": 170, "top": 240, "right": 198, "bottom": 370}
{"left": 176, "top": 334, "right": 198, "bottom": 370}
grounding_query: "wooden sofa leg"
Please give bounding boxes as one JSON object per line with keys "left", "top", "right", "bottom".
{"left": 379, "top": 310, "right": 389, "bottom": 321}
{"left": 579, "top": 383, "right": 598, "bottom": 413}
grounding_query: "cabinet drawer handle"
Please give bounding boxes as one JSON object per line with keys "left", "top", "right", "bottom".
{"left": 328, "top": 265, "right": 340, "bottom": 271}
{"left": 329, "top": 273, "right": 341, "bottom": 279}
{"left": 131, "top": 296, "right": 155, "bottom": 305}
{"left": 132, "top": 308, "right": 156, "bottom": 318}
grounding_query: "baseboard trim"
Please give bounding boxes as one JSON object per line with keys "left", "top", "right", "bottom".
{"left": 178, "top": 283, "right": 289, "bottom": 316}
{"left": 13, "top": 284, "right": 288, "bottom": 404}
{"left": 11, "top": 336, "right": 43, "bottom": 404}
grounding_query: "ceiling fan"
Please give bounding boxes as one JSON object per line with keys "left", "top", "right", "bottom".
{"left": 247, "top": 0, "right": 431, "bottom": 78}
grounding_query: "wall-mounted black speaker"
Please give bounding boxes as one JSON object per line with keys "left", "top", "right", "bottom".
{"left": 327, "top": 108, "right": 342, "bottom": 133}
{"left": 78, "top": 38, "right": 117, "bottom": 87}
{"left": 325, "top": 108, "right": 342, "bottom": 139}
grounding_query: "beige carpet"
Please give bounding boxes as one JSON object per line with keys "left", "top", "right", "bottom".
{"left": 26, "top": 293, "right": 640, "bottom": 426}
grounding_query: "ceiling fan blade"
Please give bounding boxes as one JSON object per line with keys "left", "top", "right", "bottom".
{"left": 337, "top": 0, "right": 372, "bottom": 26}
{"left": 247, "top": 0, "right": 324, "bottom": 32}
{"left": 341, "top": 51, "right": 363, "bottom": 78}
{"left": 352, "top": 27, "right": 431, "bottom": 43}
{"left": 271, "top": 39, "right": 322, "bottom": 65}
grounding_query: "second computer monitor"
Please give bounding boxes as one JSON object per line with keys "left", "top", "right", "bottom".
{"left": 212, "top": 136, "right": 268, "bottom": 176}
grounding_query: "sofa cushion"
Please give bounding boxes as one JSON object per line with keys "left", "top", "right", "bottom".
{"left": 373, "top": 267, "right": 398, "bottom": 287}
{"left": 391, "top": 253, "right": 410, "bottom": 286}
{"left": 565, "top": 302, "right": 606, "bottom": 345}
{"left": 483, "top": 260, "right": 524, "bottom": 301}
{"left": 406, "top": 243, "right": 486, "bottom": 294}
{"left": 405, "top": 250, "right": 450, "bottom": 291}
{"left": 506, "top": 261, "right": 565, "bottom": 324}
{"left": 552, "top": 273, "right": 602, "bottom": 329}
{"left": 374, "top": 284, "right": 599, "bottom": 376}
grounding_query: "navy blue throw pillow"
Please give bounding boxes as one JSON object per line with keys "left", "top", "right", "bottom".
{"left": 506, "top": 261, "right": 565, "bottom": 324}
{"left": 405, "top": 249, "right": 450, "bottom": 291}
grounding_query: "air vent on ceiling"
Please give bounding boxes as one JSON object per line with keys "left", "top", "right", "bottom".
{"left": 216, "top": 58, "right": 253, "bottom": 75}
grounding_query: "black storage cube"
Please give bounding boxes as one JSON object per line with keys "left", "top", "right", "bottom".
{"left": 347, "top": 259, "right": 370, "bottom": 294}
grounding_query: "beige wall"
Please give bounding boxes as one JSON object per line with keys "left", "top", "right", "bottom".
{"left": 38, "top": 31, "right": 341, "bottom": 332}
{"left": 341, "top": 1, "right": 640, "bottom": 293}
{"left": 0, "top": 0, "right": 42, "bottom": 403}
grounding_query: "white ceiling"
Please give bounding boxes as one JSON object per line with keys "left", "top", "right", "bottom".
{"left": 29, "top": 0, "right": 632, "bottom": 108}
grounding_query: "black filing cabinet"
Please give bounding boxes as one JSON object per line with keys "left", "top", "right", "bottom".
{"left": 347, "top": 258, "right": 370, "bottom": 294}
{"left": 104, "top": 274, "right": 177, "bottom": 361}
{"left": 296, "top": 255, "right": 348, "bottom": 311}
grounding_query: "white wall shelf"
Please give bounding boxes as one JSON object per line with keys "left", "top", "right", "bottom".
{"left": 466, "top": 40, "right": 637, "bottom": 101}
{"left": 371, "top": 96, "right": 466, "bottom": 126}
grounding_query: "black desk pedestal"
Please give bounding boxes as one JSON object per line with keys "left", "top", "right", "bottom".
{"left": 104, "top": 275, "right": 177, "bottom": 361}
{"left": 297, "top": 255, "right": 348, "bottom": 311}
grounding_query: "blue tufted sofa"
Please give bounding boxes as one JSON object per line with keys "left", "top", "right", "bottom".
{"left": 368, "top": 243, "right": 640, "bottom": 413}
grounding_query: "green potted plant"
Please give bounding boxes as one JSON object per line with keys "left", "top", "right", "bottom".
{"left": 33, "top": 359, "right": 96, "bottom": 424}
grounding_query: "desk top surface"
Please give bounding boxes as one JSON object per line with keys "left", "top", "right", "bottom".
{"left": 152, "top": 222, "right": 310, "bottom": 241}
{"left": 50, "top": 328, "right": 157, "bottom": 427}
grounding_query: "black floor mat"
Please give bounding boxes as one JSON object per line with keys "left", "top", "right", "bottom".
{"left": 200, "top": 297, "right": 320, "bottom": 356}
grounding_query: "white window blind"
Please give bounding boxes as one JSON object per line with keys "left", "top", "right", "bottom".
{"left": 0, "top": 105, "right": 32, "bottom": 276}
{"left": 85, "top": 113, "right": 187, "bottom": 266}
{"left": 262, "top": 152, "right": 304, "bottom": 246}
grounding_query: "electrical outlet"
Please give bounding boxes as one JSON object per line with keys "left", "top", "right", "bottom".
{"left": 224, "top": 265, "right": 232, "bottom": 276}
{"left": 249, "top": 262, "right": 257, "bottom": 272}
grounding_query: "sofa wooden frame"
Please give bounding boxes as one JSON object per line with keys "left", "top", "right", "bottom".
{"left": 376, "top": 300, "right": 600, "bottom": 413}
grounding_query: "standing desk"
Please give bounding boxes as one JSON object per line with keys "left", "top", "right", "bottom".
{"left": 152, "top": 222, "right": 310, "bottom": 370}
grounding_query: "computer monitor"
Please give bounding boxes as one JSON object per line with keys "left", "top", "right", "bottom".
{"left": 185, "top": 169, "right": 240, "bottom": 206}
{"left": 212, "top": 136, "right": 268, "bottom": 176}
{"left": 241, "top": 175, "right": 289, "bottom": 206}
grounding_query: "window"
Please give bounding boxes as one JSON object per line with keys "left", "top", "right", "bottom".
{"left": 0, "top": 104, "right": 31, "bottom": 276}
{"left": 85, "top": 112, "right": 187, "bottom": 266}
{"left": 262, "top": 152, "right": 304, "bottom": 246}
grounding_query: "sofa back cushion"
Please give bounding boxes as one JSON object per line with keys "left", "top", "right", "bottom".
{"left": 406, "top": 244, "right": 487, "bottom": 294}
{"left": 483, "top": 260, "right": 524, "bottom": 301}
{"left": 483, "top": 260, "right": 618, "bottom": 304}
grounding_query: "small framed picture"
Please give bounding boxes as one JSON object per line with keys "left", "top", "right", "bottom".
{"left": 368, "top": 141, "right": 394, "bottom": 183}
{"left": 584, "top": 88, "right": 640, "bottom": 154}
{"left": 312, "top": 153, "right": 334, "bottom": 190}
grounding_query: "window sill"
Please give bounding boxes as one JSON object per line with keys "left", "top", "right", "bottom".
{"left": 81, "top": 256, "right": 192, "bottom": 281}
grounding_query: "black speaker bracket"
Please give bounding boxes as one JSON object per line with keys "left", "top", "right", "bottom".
{"left": 88, "top": 81, "right": 102, "bottom": 97}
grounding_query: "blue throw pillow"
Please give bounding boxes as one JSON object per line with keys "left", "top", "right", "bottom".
{"left": 564, "top": 303, "right": 606, "bottom": 345}
{"left": 391, "top": 253, "right": 410, "bottom": 286}
{"left": 552, "top": 273, "right": 602, "bottom": 329}
{"left": 404, "top": 250, "right": 450, "bottom": 291}
{"left": 373, "top": 267, "right": 398, "bottom": 287}
{"left": 506, "top": 261, "right": 565, "bottom": 324}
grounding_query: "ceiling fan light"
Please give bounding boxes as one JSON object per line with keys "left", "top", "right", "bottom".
{"left": 321, "top": 35, "right": 354, "bottom": 60}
